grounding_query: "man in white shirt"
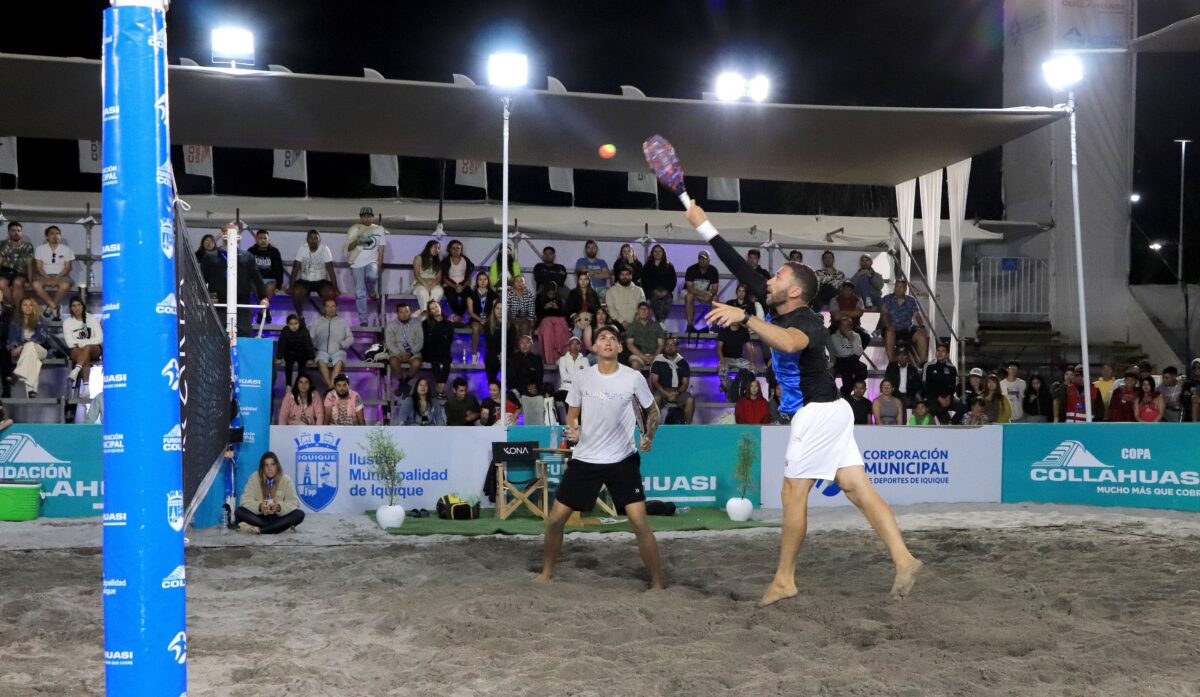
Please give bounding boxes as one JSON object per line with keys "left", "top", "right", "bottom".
{"left": 536, "top": 325, "right": 664, "bottom": 589}
{"left": 290, "top": 229, "right": 340, "bottom": 316}
{"left": 554, "top": 335, "right": 590, "bottom": 420}
{"left": 345, "top": 207, "right": 386, "bottom": 326}
{"left": 999, "top": 360, "right": 1027, "bottom": 422}
{"left": 31, "top": 225, "right": 75, "bottom": 319}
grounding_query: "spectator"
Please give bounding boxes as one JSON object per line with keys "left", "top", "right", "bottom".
{"left": 440, "top": 239, "right": 474, "bottom": 323}
{"left": 31, "top": 225, "right": 75, "bottom": 320}
{"left": 827, "top": 317, "right": 866, "bottom": 398}
{"left": 998, "top": 361, "right": 1027, "bottom": 422}
{"left": 487, "top": 242, "right": 522, "bottom": 288}
{"left": 518, "top": 382, "right": 556, "bottom": 426}
{"left": 642, "top": 244, "right": 677, "bottom": 325}
{"left": 555, "top": 336, "right": 589, "bottom": 417}
{"left": 7, "top": 297, "right": 51, "bottom": 398}
{"left": 908, "top": 401, "right": 934, "bottom": 426}
{"left": 1064, "top": 365, "right": 1104, "bottom": 422}
{"left": 398, "top": 376, "right": 447, "bottom": 426}
{"left": 612, "top": 243, "right": 644, "bottom": 287}
{"left": 466, "top": 271, "right": 497, "bottom": 364}
{"left": 1051, "top": 366, "right": 1074, "bottom": 421}
{"left": 1106, "top": 371, "right": 1139, "bottom": 422}
{"left": 0, "top": 221, "right": 34, "bottom": 306}
{"left": 532, "top": 245, "right": 568, "bottom": 293}
{"left": 582, "top": 307, "right": 624, "bottom": 359}
{"left": 729, "top": 282, "right": 765, "bottom": 320}
{"left": 248, "top": 229, "right": 284, "bottom": 324}
{"left": 278, "top": 374, "right": 323, "bottom": 426}
{"left": 575, "top": 240, "right": 611, "bottom": 300}
{"left": 1159, "top": 366, "right": 1183, "bottom": 422}
{"left": 1021, "top": 375, "right": 1053, "bottom": 423}
{"left": 851, "top": 254, "right": 884, "bottom": 309}
{"left": 923, "top": 343, "right": 959, "bottom": 400}
{"left": 829, "top": 282, "right": 871, "bottom": 350}
{"left": 62, "top": 296, "right": 102, "bottom": 390}
{"left": 872, "top": 378, "right": 905, "bottom": 425}
{"left": 813, "top": 250, "right": 846, "bottom": 310}
{"left": 310, "top": 298, "right": 353, "bottom": 390}
{"left": 606, "top": 265, "right": 645, "bottom": 327}
{"left": 0, "top": 302, "right": 16, "bottom": 397}
{"left": 195, "top": 233, "right": 217, "bottom": 263}
{"left": 412, "top": 240, "right": 444, "bottom": 316}
{"left": 385, "top": 303, "right": 424, "bottom": 397}
{"left": 929, "top": 392, "right": 967, "bottom": 425}
{"left": 480, "top": 380, "right": 503, "bottom": 426}
{"left": 208, "top": 226, "right": 269, "bottom": 336}
{"left": 626, "top": 301, "right": 665, "bottom": 371}
{"left": 845, "top": 379, "right": 873, "bottom": 425}
{"left": 289, "top": 229, "right": 340, "bottom": 317}
{"left": 767, "top": 382, "right": 785, "bottom": 424}
{"left": 195, "top": 231, "right": 222, "bottom": 294}
{"left": 1136, "top": 359, "right": 1154, "bottom": 381}
{"left": 235, "top": 452, "right": 306, "bottom": 535}
{"left": 535, "top": 281, "right": 570, "bottom": 364}
{"left": 745, "top": 248, "right": 771, "bottom": 281}
{"left": 683, "top": 250, "right": 720, "bottom": 333}
{"left": 1134, "top": 377, "right": 1165, "bottom": 423}
{"left": 506, "top": 334, "right": 544, "bottom": 397}
{"left": 276, "top": 313, "right": 315, "bottom": 390}
{"left": 879, "top": 278, "right": 928, "bottom": 366}
{"left": 565, "top": 271, "right": 600, "bottom": 339}
{"left": 484, "top": 302, "right": 516, "bottom": 384}
{"left": 788, "top": 250, "right": 804, "bottom": 263}
{"left": 1181, "top": 359, "right": 1200, "bottom": 422}
{"left": 716, "top": 319, "right": 753, "bottom": 398}
{"left": 505, "top": 275, "right": 536, "bottom": 338}
{"left": 650, "top": 336, "right": 694, "bottom": 423}
{"left": 345, "top": 206, "right": 386, "bottom": 326}
{"left": 324, "top": 373, "right": 365, "bottom": 425}
{"left": 961, "top": 398, "right": 990, "bottom": 426}
{"left": 444, "top": 377, "right": 481, "bottom": 426}
{"left": 884, "top": 347, "right": 923, "bottom": 408}
{"left": 421, "top": 300, "right": 454, "bottom": 397}
{"left": 981, "top": 375, "right": 1012, "bottom": 424}
{"left": 964, "top": 367, "right": 985, "bottom": 404}
{"left": 735, "top": 379, "right": 771, "bottom": 425}
{"left": 1093, "top": 362, "right": 1117, "bottom": 408}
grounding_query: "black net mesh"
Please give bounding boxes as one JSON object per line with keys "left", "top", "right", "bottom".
{"left": 174, "top": 208, "right": 231, "bottom": 510}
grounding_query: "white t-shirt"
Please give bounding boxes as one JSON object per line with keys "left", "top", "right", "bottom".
{"left": 566, "top": 363, "right": 654, "bottom": 464}
{"left": 345, "top": 224, "right": 386, "bottom": 268}
{"left": 1000, "top": 377, "right": 1026, "bottom": 420}
{"left": 556, "top": 352, "right": 590, "bottom": 391}
{"left": 35, "top": 242, "right": 75, "bottom": 276}
{"left": 63, "top": 313, "right": 103, "bottom": 348}
{"left": 294, "top": 243, "right": 334, "bottom": 282}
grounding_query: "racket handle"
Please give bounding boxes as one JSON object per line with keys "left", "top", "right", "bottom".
{"left": 678, "top": 192, "right": 692, "bottom": 210}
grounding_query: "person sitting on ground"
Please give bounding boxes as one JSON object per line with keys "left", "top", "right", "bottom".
{"left": 421, "top": 300, "right": 454, "bottom": 397}
{"left": 827, "top": 317, "right": 866, "bottom": 398}
{"left": 884, "top": 346, "right": 923, "bottom": 408}
{"left": 575, "top": 239, "right": 611, "bottom": 301}
{"left": 1105, "top": 370, "right": 1139, "bottom": 422}
{"left": 813, "top": 250, "right": 847, "bottom": 310}
{"left": 235, "top": 451, "right": 306, "bottom": 535}
{"left": 923, "top": 343, "right": 959, "bottom": 401}
{"left": 565, "top": 271, "right": 600, "bottom": 339}
{"left": 443, "top": 377, "right": 480, "bottom": 426}
{"left": 398, "top": 376, "right": 446, "bottom": 426}
{"left": 248, "top": 229, "right": 284, "bottom": 324}
{"left": 1093, "top": 362, "right": 1117, "bottom": 408}
{"left": 851, "top": 254, "right": 884, "bottom": 309}
{"left": 276, "top": 313, "right": 315, "bottom": 390}
{"left": 961, "top": 398, "right": 990, "bottom": 426}
{"left": 532, "top": 245, "right": 567, "bottom": 293}
{"left": 440, "top": 239, "right": 474, "bottom": 323}
{"left": 31, "top": 225, "right": 75, "bottom": 320}
{"left": 650, "top": 336, "right": 695, "bottom": 424}
{"left": 535, "top": 281, "right": 570, "bottom": 365}
{"left": 466, "top": 271, "right": 497, "bottom": 364}
{"left": 1134, "top": 376, "right": 1165, "bottom": 423}
{"left": 845, "top": 378, "right": 873, "bottom": 425}
{"left": 626, "top": 301, "right": 666, "bottom": 371}
{"left": 872, "top": 378, "right": 905, "bottom": 425}
{"left": 0, "top": 222, "right": 34, "bottom": 307}
{"left": 683, "top": 250, "right": 720, "bottom": 333}
{"left": 412, "top": 240, "right": 444, "bottom": 316}
{"left": 310, "top": 297, "right": 353, "bottom": 389}
{"left": 384, "top": 303, "right": 423, "bottom": 397}
{"left": 7, "top": 297, "right": 52, "bottom": 398}
{"left": 998, "top": 360, "right": 1027, "bottom": 422}
{"left": 324, "top": 373, "right": 365, "bottom": 425}
{"left": 908, "top": 400, "right": 933, "bottom": 426}
{"left": 555, "top": 336, "right": 589, "bottom": 420}
{"left": 879, "top": 278, "right": 929, "bottom": 366}
{"left": 278, "top": 373, "right": 323, "bottom": 426}
{"left": 829, "top": 281, "right": 871, "bottom": 350}
{"left": 735, "top": 379, "right": 771, "bottom": 425}
{"left": 606, "top": 265, "right": 645, "bottom": 327}
{"left": 505, "top": 275, "right": 536, "bottom": 338}
{"left": 1022, "top": 375, "right": 1053, "bottom": 423}
{"left": 1159, "top": 366, "right": 1184, "bottom": 422}
{"left": 345, "top": 206, "right": 387, "bottom": 327}
{"left": 289, "top": 229, "right": 340, "bottom": 317}
{"left": 506, "top": 334, "right": 544, "bottom": 397}
{"left": 62, "top": 296, "right": 102, "bottom": 391}
{"left": 641, "top": 244, "right": 677, "bottom": 325}
{"left": 717, "top": 317, "right": 753, "bottom": 398}
{"left": 981, "top": 374, "right": 1012, "bottom": 424}
{"left": 929, "top": 392, "right": 967, "bottom": 425}
{"left": 479, "top": 379, "right": 504, "bottom": 426}
{"left": 612, "top": 243, "right": 644, "bottom": 287}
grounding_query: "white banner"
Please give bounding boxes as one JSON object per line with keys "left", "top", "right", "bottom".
{"left": 183, "top": 144, "right": 213, "bottom": 179}
{"left": 621, "top": 86, "right": 659, "bottom": 195}
{"left": 79, "top": 140, "right": 102, "bottom": 174}
{"left": 919, "top": 169, "right": 943, "bottom": 356}
{"left": 272, "top": 149, "right": 308, "bottom": 183}
{"left": 760, "top": 425, "right": 1003, "bottom": 508}
{"left": 452, "top": 73, "right": 488, "bottom": 192}
{"left": 270, "top": 426, "right": 497, "bottom": 514}
{"left": 945, "top": 158, "right": 972, "bottom": 364}
{"left": 363, "top": 68, "right": 400, "bottom": 189}
{"left": 545, "top": 77, "right": 575, "bottom": 196}
{"left": 0, "top": 137, "right": 16, "bottom": 177}
{"left": 702, "top": 92, "right": 740, "bottom": 203}
{"left": 894, "top": 179, "right": 916, "bottom": 279}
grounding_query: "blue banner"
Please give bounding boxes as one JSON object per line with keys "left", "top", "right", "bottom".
{"left": 100, "top": 4, "right": 188, "bottom": 694}
{"left": 0, "top": 425, "right": 102, "bottom": 517}
{"left": 232, "top": 338, "right": 274, "bottom": 501}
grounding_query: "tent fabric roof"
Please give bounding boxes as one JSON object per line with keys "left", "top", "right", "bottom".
{"left": 1129, "top": 15, "right": 1200, "bottom": 53}
{"left": 0, "top": 53, "right": 1065, "bottom": 186}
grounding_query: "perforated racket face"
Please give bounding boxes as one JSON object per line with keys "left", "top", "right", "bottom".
{"left": 642, "top": 134, "right": 685, "bottom": 194}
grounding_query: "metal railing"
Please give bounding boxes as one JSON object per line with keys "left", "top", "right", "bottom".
{"left": 976, "top": 256, "right": 1050, "bottom": 322}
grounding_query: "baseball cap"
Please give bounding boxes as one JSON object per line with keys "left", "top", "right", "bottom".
{"left": 359, "top": 206, "right": 374, "bottom": 216}
{"left": 567, "top": 335, "right": 581, "bottom": 345}
{"left": 969, "top": 367, "right": 984, "bottom": 377}
{"left": 698, "top": 251, "right": 710, "bottom": 259}
{"left": 637, "top": 300, "right": 652, "bottom": 309}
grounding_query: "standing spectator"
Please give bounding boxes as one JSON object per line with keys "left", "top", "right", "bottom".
{"left": 813, "top": 250, "right": 846, "bottom": 310}
{"left": 31, "top": 225, "right": 75, "bottom": 320}
{"left": 235, "top": 452, "right": 306, "bottom": 535}
{"left": 440, "top": 239, "right": 474, "bottom": 323}
{"left": 1022, "top": 375, "right": 1053, "bottom": 423}
{"left": 929, "top": 392, "right": 967, "bottom": 425}
{"left": 484, "top": 302, "right": 516, "bottom": 384}
{"left": 961, "top": 398, "right": 990, "bottom": 426}
{"left": 606, "top": 266, "right": 645, "bottom": 327}
{"left": 276, "top": 314, "right": 315, "bottom": 390}
{"left": 827, "top": 318, "right": 866, "bottom": 398}
{"left": 908, "top": 401, "right": 934, "bottom": 426}
{"left": 310, "top": 298, "right": 353, "bottom": 390}
{"left": 219, "top": 227, "right": 270, "bottom": 336}
{"left": 532, "top": 245, "right": 567, "bottom": 293}
{"left": 923, "top": 343, "right": 959, "bottom": 400}
{"left": 1051, "top": 366, "right": 1074, "bottom": 421}
{"left": 248, "top": 229, "right": 284, "bottom": 324}
{"left": 7, "top": 298, "right": 51, "bottom": 398}
{"left": 421, "top": 300, "right": 454, "bottom": 398}
{"left": 324, "top": 373, "right": 365, "bottom": 425}
{"left": 851, "top": 254, "right": 884, "bottom": 309}
{"left": 981, "top": 375, "right": 1012, "bottom": 424}
{"left": 683, "top": 250, "right": 720, "bottom": 333}
{"left": 480, "top": 380, "right": 504, "bottom": 426}
{"left": 506, "top": 334, "right": 544, "bottom": 397}
{"left": 998, "top": 361, "right": 1027, "bottom": 422}
{"left": 1134, "top": 377, "right": 1165, "bottom": 423}
{"left": 535, "top": 281, "right": 569, "bottom": 364}
{"left": 872, "top": 379, "right": 905, "bottom": 425}
{"left": 466, "top": 271, "right": 497, "bottom": 364}
{"left": 650, "top": 336, "right": 694, "bottom": 424}
{"left": 289, "top": 229, "right": 339, "bottom": 317}
{"left": 345, "top": 206, "right": 386, "bottom": 326}
{"left": 1093, "top": 362, "right": 1117, "bottom": 408}
{"left": 504, "top": 275, "right": 537, "bottom": 338}
{"left": 735, "top": 379, "right": 771, "bottom": 425}
{"left": 767, "top": 382, "right": 786, "bottom": 424}
{"left": 411, "top": 240, "right": 444, "bottom": 316}
{"left": 829, "top": 282, "right": 871, "bottom": 350}
{"left": 1159, "top": 366, "right": 1184, "bottom": 422}
{"left": 575, "top": 240, "right": 611, "bottom": 300}
{"left": 384, "top": 303, "right": 424, "bottom": 397}
{"left": 555, "top": 336, "right": 589, "bottom": 417}
{"left": 195, "top": 233, "right": 217, "bottom": 263}
{"left": 62, "top": 297, "right": 102, "bottom": 390}
{"left": 641, "top": 244, "right": 677, "bottom": 325}
{"left": 626, "top": 302, "right": 665, "bottom": 371}
{"left": 277, "top": 374, "right": 323, "bottom": 426}
{"left": 1105, "top": 371, "right": 1139, "bottom": 422}
{"left": 0, "top": 222, "right": 34, "bottom": 306}
{"left": 884, "top": 347, "right": 923, "bottom": 408}
{"left": 964, "top": 367, "right": 986, "bottom": 404}
{"left": 879, "top": 278, "right": 929, "bottom": 366}
{"left": 1181, "top": 359, "right": 1200, "bottom": 422}
{"left": 444, "top": 377, "right": 481, "bottom": 426}
{"left": 612, "top": 243, "right": 644, "bottom": 287}
{"left": 398, "top": 377, "right": 447, "bottom": 426}
{"left": 565, "top": 272, "right": 600, "bottom": 338}
{"left": 1064, "top": 367, "right": 1104, "bottom": 422}
{"left": 487, "top": 243, "right": 522, "bottom": 288}
{"left": 716, "top": 319, "right": 752, "bottom": 397}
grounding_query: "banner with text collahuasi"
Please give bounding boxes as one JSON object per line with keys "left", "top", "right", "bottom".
{"left": 0, "top": 425, "right": 102, "bottom": 517}
{"left": 1001, "top": 424, "right": 1200, "bottom": 512}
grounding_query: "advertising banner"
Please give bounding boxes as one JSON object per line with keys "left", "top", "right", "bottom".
{"left": 1002, "top": 424, "right": 1200, "bottom": 512}
{"left": 233, "top": 338, "right": 274, "bottom": 498}
{"left": 0, "top": 425, "right": 102, "bottom": 517}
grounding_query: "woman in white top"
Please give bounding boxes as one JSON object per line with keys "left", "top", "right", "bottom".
{"left": 412, "top": 240, "right": 444, "bottom": 315}
{"left": 62, "top": 296, "right": 103, "bottom": 389}
{"left": 439, "top": 239, "right": 474, "bottom": 323}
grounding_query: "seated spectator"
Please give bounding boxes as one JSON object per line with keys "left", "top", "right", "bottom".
{"left": 518, "top": 382, "right": 553, "bottom": 426}
{"left": 612, "top": 243, "right": 644, "bottom": 287}
{"left": 248, "top": 229, "right": 284, "bottom": 324}
{"left": 813, "top": 250, "right": 846, "bottom": 310}
{"left": 276, "top": 314, "right": 315, "bottom": 390}
{"left": 827, "top": 318, "right": 865, "bottom": 398}
{"left": 7, "top": 297, "right": 52, "bottom": 398}
{"left": 324, "top": 373, "right": 365, "bottom": 425}
{"left": 484, "top": 302, "right": 517, "bottom": 384}
{"left": 650, "top": 336, "right": 694, "bottom": 424}
{"left": 998, "top": 361, "right": 1027, "bottom": 422}
{"left": 851, "top": 254, "right": 884, "bottom": 309}
{"left": 923, "top": 343, "right": 959, "bottom": 400}
{"left": 582, "top": 307, "right": 624, "bottom": 361}
{"left": 729, "top": 282, "right": 765, "bottom": 320}
{"left": 884, "top": 347, "right": 923, "bottom": 408}
{"left": 642, "top": 244, "right": 677, "bottom": 324}
{"left": 412, "top": 240, "right": 444, "bottom": 317}
{"left": 535, "top": 281, "right": 570, "bottom": 365}
{"left": 1022, "top": 375, "right": 1052, "bottom": 423}
{"left": 480, "top": 379, "right": 503, "bottom": 426}
{"left": 845, "top": 379, "right": 873, "bottom": 425}
{"left": 1093, "top": 362, "right": 1117, "bottom": 408}
{"left": 506, "top": 334, "right": 544, "bottom": 396}
{"left": 1106, "top": 370, "right": 1139, "bottom": 422}
{"left": 627, "top": 302, "right": 666, "bottom": 371}
{"left": 565, "top": 272, "right": 600, "bottom": 340}
{"left": 745, "top": 248, "right": 771, "bottom": 282}
{"left": 62, "top": 296, "right": 102, "bottom": 391}
{"left": 929, "top": 392, "right": 967, "bottom": 425}
{"left": 872, "top": 378, "right": 905, "bottom": 425}
{"left": 278, "top": 374, "right": 323, "bottom": 426}
{"left": 466, "top": 271, "right": 497, "bottom": 364}
{"left": 767, "top": 383, "right": 785, "bottom": 424}
{"left": 487, "top": 243, "right": 522, "bottom": 288}
{"left": 606, "top": 266, "right": 645, "bottom": 327}
{"left": 0, "top": 221, "right": 34, "bottom": 306}
{"left": 421, "top": 300, "right": 454, "bottom": 397}
{"left": 575, "top": 239, "right": 610, "bottom": 300}
{"left": 829, "top": 282, "right": 871, "bottom": 350}
{"left": 683, "top": 251, "right": 719, "bottom": 332}
{"left": 289, "top": 229, "right": 340, "bottom": 317}
{"left": 311, "top": 297, "right": 353, "bottom": 389}
{"left": 440, "top": 239, "right": 474, "bottom": 323}
{"left": 532, "top": 245, "right": 567, "bottom": 293}
{"left": 505, "top": 275, "right": 536, "bottom": 338}
{"left": 444, "top": 377, "right": 480, "bottom": 426}
{"left": 981, "top": 375, "right": 1012, "bottom": 424}
{"left": 385, "top": 303, "right": 423, "bottom": 397}
{"left": 31, "top": 225, "right": 75, "bottom": 320}
{"left": 555, "top": 336, "right": 589, "bottom": 419}
{"left": 879, "top": 279, "right": 928, "bottom": 366}
{"left": 964, "top": 367, "right": 985, "bottom": 404}
{"left": 717, "top": 319, "right": 753, "bottom": 398}
{"left": 961, "top": 398, "right": 990, "bottom": 426}
{"left": 235, "top": 452, "right": 305, "bottom": 535}
{"left": 1159, "top": 366, "right": 1184, "bottom": 422}
{"left": 788, "top": 250, "right": 804, "bottom": 263}
{"left": 1134, "top": 376, "right": 1165, "bottom": 423}
{"left": 399, "top": 376, "right": 446, "bottom": 426}
{"left": 734, "top": 379, "right": 770, "bottom": 425}
{"left": 908, "top": 401, "right": 933, "bottom": 426}
{"left": 85, "top": 390, "right": 103, "bottom": 424}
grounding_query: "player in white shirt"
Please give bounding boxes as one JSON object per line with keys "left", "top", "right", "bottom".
{"left": 31, "top": 225, "right": 75, "bottom": 319}
{"left": 536, "top": 325, "right": 665, "bottom": 589}
{"left": 289, "top": 229, "right": 340, "bottom": 316}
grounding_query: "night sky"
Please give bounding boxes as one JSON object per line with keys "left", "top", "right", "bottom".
{"left": 1, "top": 0, "right": 1197, "bottom": 282}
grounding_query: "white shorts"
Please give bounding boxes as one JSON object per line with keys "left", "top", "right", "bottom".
{"left": 784, "top": 399, "right": 864, "bottom": 480}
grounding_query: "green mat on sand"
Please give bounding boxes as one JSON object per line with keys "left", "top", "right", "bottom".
{"left": 370, "top": 507, "right": 777, "bottom": 537}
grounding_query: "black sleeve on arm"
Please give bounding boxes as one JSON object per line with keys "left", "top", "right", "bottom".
{"left": 709, "top": 234, "right": 768, "bottom": 302}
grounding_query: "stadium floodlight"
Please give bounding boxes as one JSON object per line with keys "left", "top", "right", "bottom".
{"left": 487, "top": 53, "right": 528, "bottom": 89}
{"left": 747, "top": 75, "right": 770, "bottom": 102}
{"left": 1129, "top": 193, "right": 1141, "bottom": 203}
{"left": 1042, "top": 55, "right": 1083, "bottom": 91}
{"left": 715, "top": 71, "right": 747, "bottom": 101}
{"left": 1149, "top": 242, "right": 1164, "bottom": 251}
{"left": 211, "top": 27, "right": 255, "bottom": 67}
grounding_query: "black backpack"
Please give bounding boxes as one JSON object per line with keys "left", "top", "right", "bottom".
{"left": 436, "top": 494, "right": 480, "bottom": 520}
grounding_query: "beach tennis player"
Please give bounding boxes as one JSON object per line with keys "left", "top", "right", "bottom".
{"left": 687, "top": 203, "right": 922, "bottom": 605}
{"left": 535, "top": 324, "right": 665, "bottom": 589}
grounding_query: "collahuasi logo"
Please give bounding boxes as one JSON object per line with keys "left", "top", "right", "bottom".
{"left": 162, "top": 424, "right": 183, "bottom": 452}
{"left": 1030, "top": 440, "right": 1200, "bottom": 487}
{"left": 161, "top": 565, "right": 186, "bottom": 589}
{"left": 295, "top": 432, "right": 340, "bottom": 512}
{"left": 156, "top": 293, "right": 177, "bottom": 315}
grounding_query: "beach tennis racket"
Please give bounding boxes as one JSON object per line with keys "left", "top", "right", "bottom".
{"left": 642, "top": 134, "right": 693, "bottom": 210}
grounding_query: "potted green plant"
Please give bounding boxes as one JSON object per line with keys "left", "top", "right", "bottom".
{"left": 365, "top": 426, "right": 407, "bottom": 528}
{"left": 725, "top": 432, "right": 757, "bottom": 521}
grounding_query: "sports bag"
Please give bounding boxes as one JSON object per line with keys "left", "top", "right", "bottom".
{"left": 436, "top": 494, "right": 480, "bottom": 520}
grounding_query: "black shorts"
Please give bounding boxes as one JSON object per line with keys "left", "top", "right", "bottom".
{"left": 0, "top": 270, "right": 26, "bottom": 283}
{"left": 555, "top": 452, "right": 645, "bottom": 513}
{"left": 894, "top": 327, "right": 916, "bottom": 344}
{"left": 294, "top": 279, "right": 333, "bottom": 295}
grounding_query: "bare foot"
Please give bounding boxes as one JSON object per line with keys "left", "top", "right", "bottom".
{"left": 890, "top": 559, "right": 924, "bottom": 599}
{"left": 533, "top": 572, "right": 552, "bottom": 583}
{"left": 756, "top": 581, "right": 798, "bottom": 608}
{"left": 648, "top": 582, "right": 667, "bottom": 591}
{"left": 237, "top": 522, "right": 260, "bottom": 535}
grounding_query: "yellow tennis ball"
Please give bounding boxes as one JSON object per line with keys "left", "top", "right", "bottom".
{"left": 599, "top": 144, "right": 617, "bottom": 159}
